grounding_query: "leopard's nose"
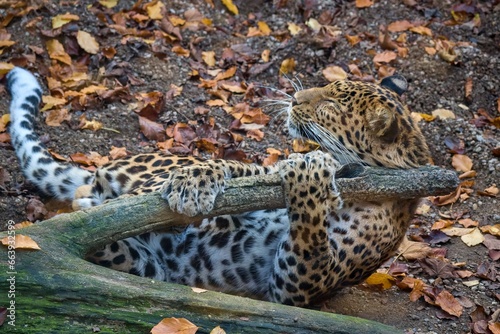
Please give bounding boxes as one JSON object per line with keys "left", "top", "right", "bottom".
{"left": 291, "top": 97, "right": 298, "bottom": 106}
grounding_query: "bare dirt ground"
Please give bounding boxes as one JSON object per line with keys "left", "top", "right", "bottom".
{"left": 0, "top": 0, "right": 499, "bottom": 333}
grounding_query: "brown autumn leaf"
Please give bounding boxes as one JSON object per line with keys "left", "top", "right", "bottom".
{"left": 387, "top": 20, "right": 413, "bottom": 32}
{"left": 364, "top": 272, "right": 395, "bottom": 290}
{"left": 355, "top": 0, "right": 374, "bottom": 8}
{"left": 202, "top": 51, "right": 216, "bottom": 66}
{"left": 418, "top": 258, "right": 456, "bottom": 279}
{"left": 458, "top": 218, "right": 479, "bottom": 228}
{"left": 431, "top": 219, "right": 454, "bottom": 230}
{"left": 46, "top": 39, "right": 72, "bottom": 65}
{"left": 172, "top": 45, "right": 190, "bottom": 57}
{"left": 70, "top": 152, "right": 94, "bottom": 166}
{"left": 109, "top": 146, "right": 128, "bottom": 160}
{"left": 150, "top": 317, "right": 199, "bottom": 334}
{"left": 465, "top": 77, "right": 473, "bottom": 101}
{"left": 263, "top": 152, "right": 280, "bottom": 167}
{"left": 435, "top": 290, "right": 463, "bottom": 317}
{"left": 452, "top": 154, "right": 473, "bottom": 173}
{"left": 441, "top": 227, "right": 474, "bottom": 237}
{"left": 409, "top": 25, "right": 432, "bottom": 36}
{"left": 45, "top": 108, "right": 71, "bottom": 126}
{"left": 138, "top": 116, "right": 166, "bottom": 142}
{"left": 76, "top": 30, "right": 99, "bottom": 54}
{"left": 88, "top": 151, "right": 109, "bottom": 167}
{"left": 432, "top": 185, "right": 461, "bottom": 206}
{"left": 79, "top": 116, "right": 103, "bottom": 132}
{"left": 397, "top": 238, "right": 432, "bottom": 260}
{"left": 209, "top": 326, "right": 226, "bottom": 334}
{"left": 1, "top": 234, "right": 41, "bottom": 250}
{"left": 26, "top": 197, "right": 48, "bottom": 221}
{"left": 322, "top": 66, "right": 347, "bottom": 82}
{"left": 373, "top": 51, "right": 397, "bottom": 64}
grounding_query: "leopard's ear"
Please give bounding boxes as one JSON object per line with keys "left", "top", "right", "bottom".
{"left": 380, "top": 74, "right": 408, "bottom": 96}
{"left": 366, "top": 106, "right": 399, "bottom": 143}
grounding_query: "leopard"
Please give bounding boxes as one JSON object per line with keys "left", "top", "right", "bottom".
{"left": 5, "top": 67, "right": 430, "bottom": 306}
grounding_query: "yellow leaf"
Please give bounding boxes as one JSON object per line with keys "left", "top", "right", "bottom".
{"left": 202, "top": 51, "right": 216, "bottom": 67}
{"left": 41, "top": 96, "right": 67, "bottom": 111}
{"left": 257, "top": 21, "right": 271, "bottom": 36}
{"left": 0, "top": 62, "right": 14, "bottom": 75}
{"left": 98, "top": 0, "right": 118, "bottom": 8}
{"left": 52, "top": 13, "right": 79, "bottom": 29}
{"left": 419, "top": 113, "right": 436, "bottom": 122}
{"left": 191, "top": 287, "right": 207, "bottom": 293}
{"left": 480, "top": 224, "right": 500, "bottom": 237}
{"left": 1, "top": 234, "right": 41, "bottom": 250}
{"left": 364, "top": 272, "right": 395, "bottom": 290}
{"left": 306, "top": 18, "right": 322, "bottom": 33}
{"left": 432, "top": 108, "right": 455, "bottom": 119}
{"left": 279, "top": 58, "right": 295, "bottom": 75}
{"left": 221, "top": 0, "right": 238, "bottom": 15}
{"left": 147, "top": 1, "right": 165, "bottom": 19}
{"left": 77, "top": 31, "right": 99, "bottom": 55}
{"left": 151, "top": 318, "right": 198, "bottom": 334}
{"left": 287, "top": 22, "right": 302, "bottom": 36}
{"left": 460, "top": 228, "right": 484, "bottom": 247}
{"left": 451, "top": 154, "right": 473, "bottom": 173}
{"left": 46, "top": 39, "right": 72, "bottom": 65}
{"left": 0, "top": 114, "right": 10, "bottom": 133}
{"left": 172, "top": 46, "right": 190, "bottom": 57}
{"left": 322, "top": 66, "right": 347, "bottom": 82}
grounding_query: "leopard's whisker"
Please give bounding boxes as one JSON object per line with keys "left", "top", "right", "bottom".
{"left": 253, "top": 84, "right": 293, "bottom": 99}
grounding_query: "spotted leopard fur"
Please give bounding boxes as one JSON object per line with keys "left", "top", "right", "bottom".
{"left": 6, "top": 67, "right": 430, "bottom": 306}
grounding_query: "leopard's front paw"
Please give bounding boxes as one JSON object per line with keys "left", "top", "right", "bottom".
{"left": 160, "top": 165, "right": 226, "bottom": 217}
{"left": 279, "top": 151, "right": 343, "bottom": 211}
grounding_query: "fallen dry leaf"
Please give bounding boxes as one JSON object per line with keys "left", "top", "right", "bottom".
{"left": 458, "top": 218, "right": 479, "bottom": 228}
{"left": 191, "top": 287, "right": 207, "bottom": 293}
{"left": 1, "top": 234, "right": 41, "bottom": 250}
{"left": 451, "top": 154, "right": 473, "bottom": 173}
{"left": 460, "top": 228, "right": 484, "bottom": 247}
{"left": 279, "top": 58, "right": 295, "bottom": 75}
{"left": 202, "top": 51, "right": 216, "bottom": 67}
{"left": 210, "top": 326, "right": 226, "bottom": 334}
{"left": 364, "top": 272, "right": 395, "bottom": 290}
{"left": 76, "top": 30, "right": 99, "bottom": 54}
{"left": 150, "top": 317, "right": 198, "bottom": 334}
{"left": 109, "top": 146, "right": 128, "bottom": 160}
{"left": 322, "top": 66, "right": 347, "bottom": 82}
{"left": 431, "top": 219, "right": 454, "bottom": 230}
{"left": 52, "top": 13, "right": 79, "bottom": 29}
{"left": 46, "top": 39, "right": 72, "bottom": 65}
{"left": 480, "top": 225, "right": 500, "bottom": 237}
{"left": 221, "top": 0, "right": 238, "bottom": 15}
{"left": 435, "top": 290, "right": 463, "bottom": 317}
{"left": 373, "top": 51, "right": 397, "bottom": 64}
{"left": 145, "top": 1, "right": 164, "bottom": 20}
{"left": 98, "top": 0, "right": 118, "bottom": 8}
{"left": 0, "top": 62, "right": 14, "bottom": 75}
{"left": 432, "top": 109, "right": 455, "bottom": 120}
{"left": 355, "top": 0, "right": 374, "bottom": 8}
{"left": 441, "top": 226, "right": 474, "bottom": 237}
{"left": 397, "top": 238, "right": 432, "bottom": 260}
{"left": 288, "top": 22, "right": 302, "bottom": 36}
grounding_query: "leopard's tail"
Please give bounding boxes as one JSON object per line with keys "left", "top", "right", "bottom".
{"left": 6, "top": 67, "right": 94, "bottom": 200}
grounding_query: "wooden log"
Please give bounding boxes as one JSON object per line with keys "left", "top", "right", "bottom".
{"left": 0, "top": 165, "right": 458, "bottom": 333}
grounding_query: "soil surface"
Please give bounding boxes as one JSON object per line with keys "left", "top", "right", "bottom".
{"left": 0, "top": 0, "right": 499, "bottom": 333}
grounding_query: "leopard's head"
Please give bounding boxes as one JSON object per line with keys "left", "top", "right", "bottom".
{"left": 287, "top": 75, "right": 431, "bottom": 168}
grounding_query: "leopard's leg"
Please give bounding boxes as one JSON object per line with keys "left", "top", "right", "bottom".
{"left": 161, "top": 159, "right": 278, "bottom": 217}
{"left": 267, "top": 151, "right": 343, "bottom": 306}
